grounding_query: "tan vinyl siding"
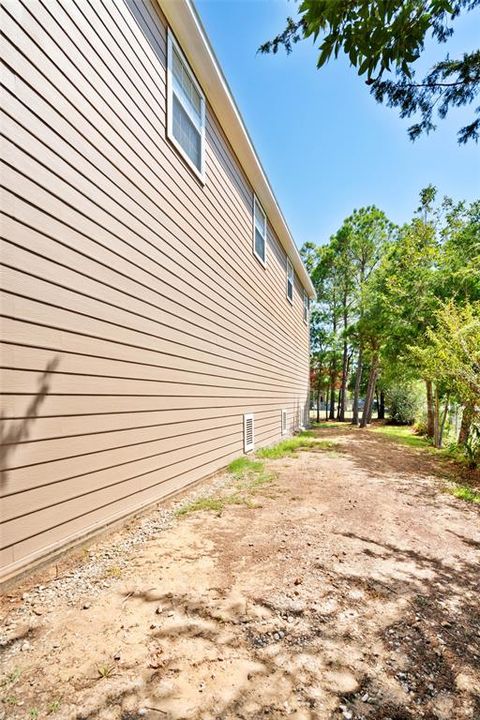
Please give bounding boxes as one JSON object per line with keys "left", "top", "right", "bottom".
{"left": 0, "top": 0, "right": 310, "bottom": 581}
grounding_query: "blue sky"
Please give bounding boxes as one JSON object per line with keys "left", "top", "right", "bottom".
{"left": 196, "top": 0, "right": 480, "bottom": 248}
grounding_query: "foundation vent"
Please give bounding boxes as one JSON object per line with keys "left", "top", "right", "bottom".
{"left": 243, "top": 413, "right": 254, "bottom": 452}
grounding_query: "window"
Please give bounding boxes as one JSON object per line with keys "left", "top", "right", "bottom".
{"left": 303, "top": 290, "right": 309, "bottom": 323}
{"left": 286, "top": 258, "right": 294, "bottom": 303}
{"left": 253, "top": 196, "right": 267, "bottom": 265}
{"left": 167, "top": 31, "right": 205, "bottom": 180}
{"left": 243, "top": 413, "right": 255, "bottom": 452}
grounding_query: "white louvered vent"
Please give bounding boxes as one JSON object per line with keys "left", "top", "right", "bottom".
{"left": 281, "top": 409, "right": 288, "bottom": 435}
{"left": 243, "top": 413, "right": 254, "bottom": 452}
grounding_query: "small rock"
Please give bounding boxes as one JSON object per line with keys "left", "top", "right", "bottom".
{"left": 293, "top": 578, "right": 303, "bottom": 586}
{"left": 155, "top": 606, "right": 163, "bottom": 615}
{"left": 21, "top": 641, "right": 31, "bottom": 652}
{"left": 150, "top": 624, "right": 156, "bottom": 630}
{"left": 83, "top": 602, "right": 91, "bottom": 610}
{"left": 113, "top": 652, "right": 121, "bottom": 661}
{"left": 361, "top": 693, "right": 369, "bottom": 702}
{"left": 287, "top": 616, "right": 294, "bottom": 623}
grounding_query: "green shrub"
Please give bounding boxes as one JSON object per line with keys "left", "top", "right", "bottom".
{"left": 386, "top": 384, "right": 423, "bottom": 425}
{"left": 464, "top": 424, "right": 480, "bottom": 469}
{"left": 413, "top": 412, "right": 428, "bottom": 436}
{"left": 445, "top": 483, "right": 480, "bottom": 504}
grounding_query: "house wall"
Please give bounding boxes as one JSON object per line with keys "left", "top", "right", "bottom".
{"left": 0, "top": 0, "right": 310, "bottom": 581}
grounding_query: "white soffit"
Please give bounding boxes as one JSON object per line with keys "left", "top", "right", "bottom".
{"left": 157, "top": 0, "right": 316, "bottom": 299}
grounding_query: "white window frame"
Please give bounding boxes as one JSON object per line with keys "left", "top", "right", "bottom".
{"left": 167, "top": 29, "right": 206, "bottom": 182}
{"left": 281, "top": 409, "right": 288, "bottom": 435}
{"left": 243, "top": 413, "right": 255, "bottom": 452}
{"left": 286, "top": 258, "right": 294, "bottom": 304}
{"left": 252, "top": 195, "right": 267, "bottom": 266}
{"left": 303, "top": 290, "right": 309, "bottom": 323}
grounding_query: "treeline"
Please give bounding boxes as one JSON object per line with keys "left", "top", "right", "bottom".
{"left": 301, "top": 187, "right": 480, "bottom": 464}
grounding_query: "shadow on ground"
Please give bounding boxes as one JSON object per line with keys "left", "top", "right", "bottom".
{"left": 102, "top": 527, "right": 479, "bottom": 720}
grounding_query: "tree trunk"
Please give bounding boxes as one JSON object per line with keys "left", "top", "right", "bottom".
{"left": 339, "top": 337, "right": 348, "bottom": 421}
{"left": 329, "top": 371, "right": 336, "bottom": 420}
{"left": 367, "top": 384, "right": 376, "bottom": 424}
{"left": 325, "top": 386, "right": 330, "bottom": 421}
{"left": 360, "top": 355, "right": 378, "bottom": 428}
{"left": 378, "top": 390, "right": 385, "bottom": 420}
{"left": 438, "top": 393, "right": 450, "bottom": 448}
{"left": 316, "top": 387, "right": 321, "bottom": 424}
{"left": 426, "top": 380, "right": 435, "bottom": 439}
{"left": 351, "top": 346, "right": 363, "bottom": 426}
{"left": 459, "top": 404, "right": 474, "bottom": 445}
{"left": 433, "top": 385, "right": 440, "bottom": 448}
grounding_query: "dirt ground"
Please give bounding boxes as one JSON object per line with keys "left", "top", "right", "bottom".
{"left": 1, "top": 426, "right": 479, "bottom": 720}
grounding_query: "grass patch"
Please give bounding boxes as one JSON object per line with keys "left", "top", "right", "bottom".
{"left": 247, "top": 471, "right": 273, "bottom": 488}
{"left": 47, "top": 699, "right": 61, "bottom": 715}
{"left": 177, "top": 452, "right": 273, "bottom": 517}
{"left": 310, "top": 420, "right": 345, "bottom": 429}
{"left": 445, "top": 483, "right": 480, "bottom": 504}
{"left": 228, "top": 454, "right": 273, "bottom": 490}
{"left": 227, "top": 456, "right": 264, "bottom": 476}
{"left": 256, "top": 435, "right": 335, "bottom": 459}
{"left": 176, "top": 495, "right": 246, "bottom": 516}
{"left": 373, "top": 424, "right": 431, "bottom": 449}
{"left": 176, "top": 433, "right": 334, "bottom": 517}
{"left": 1, "top": 668, "right": 22, "bottom": 687}
{"left": 96, "top": 665, "right": 115, "bottom": 679}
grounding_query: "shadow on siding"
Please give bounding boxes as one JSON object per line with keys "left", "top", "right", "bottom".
{"left": 0, "top": 357, "right": 59, "bottom": 490}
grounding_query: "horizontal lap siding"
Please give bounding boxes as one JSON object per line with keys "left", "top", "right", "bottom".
{"left": 0, "top": 0, "right": 310, "bottom": 580}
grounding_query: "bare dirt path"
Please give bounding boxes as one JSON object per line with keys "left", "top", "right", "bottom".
{"left": 1, "top": 427, "right": 479, "bottom": 720}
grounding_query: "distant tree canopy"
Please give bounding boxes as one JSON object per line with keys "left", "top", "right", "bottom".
{"left": 259, "top": 0, "right": 480, "bottom": 143}
{"left": 301, "top": 187, "right": 480, "bottom": 459}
